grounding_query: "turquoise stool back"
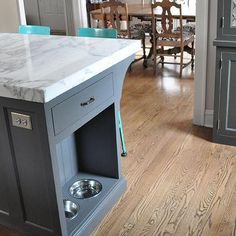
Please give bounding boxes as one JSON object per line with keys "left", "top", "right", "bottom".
{"left": 19, "top": 25, "right": 51, "bottom": 35}
{"left": 77, "top": 27, "right": 127, "bottom": 157}
{"left": 77, "top": 28, "right": 117, "bottom": 39}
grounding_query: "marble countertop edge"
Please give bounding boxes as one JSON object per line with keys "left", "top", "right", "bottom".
{"left": 40, "top": 40, "right": 140, "bottom": 103}
{"left": 0, "top": 34, "right": 140, "bottom": 103}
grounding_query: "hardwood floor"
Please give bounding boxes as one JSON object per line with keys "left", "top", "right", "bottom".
{"left": 92, "top": 63, "right": 236, "bottom": 236}
{"left": 1, "top": 62, "right": 236, "bottom": 236}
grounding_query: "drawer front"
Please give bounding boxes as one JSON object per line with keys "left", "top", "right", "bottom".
{"left": 52, "top": 74, "right": 114, "bottom": 135}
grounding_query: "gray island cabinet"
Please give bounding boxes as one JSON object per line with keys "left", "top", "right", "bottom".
{"left": 0, "top": 33, "right": 140, "bottom": 236}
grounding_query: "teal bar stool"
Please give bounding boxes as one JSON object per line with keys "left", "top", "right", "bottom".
{"left": 19, "top": 25, "right": 51, "bottom": 35}
{"left": 77, "top": 27, "right": 127, "bottom": 157}
{"left": 77, "top": 27, "right": 117, "bottom": 39}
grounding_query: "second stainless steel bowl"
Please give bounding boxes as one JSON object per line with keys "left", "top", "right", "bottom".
{"left": 69, "top": 179, "right": 102, "bottom": 199}
{"left": 63, "top": 200, "right": 79, "bottom": 219}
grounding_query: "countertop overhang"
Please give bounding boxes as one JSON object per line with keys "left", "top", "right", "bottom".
{"left": 0, "top": 33, "right": 140, "bottom": 103}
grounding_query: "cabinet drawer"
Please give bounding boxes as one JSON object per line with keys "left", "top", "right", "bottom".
{"left": 52, "top": 74, "right": 114, "bottom": 135}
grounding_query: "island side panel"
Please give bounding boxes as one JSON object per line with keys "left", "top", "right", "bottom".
{"left": 44, "top": 58, "right": 134, "bottom": 181}
{"left": 42, "top": 67, "right": 120, "bottom": 236}
{"left": 113, "top": 55, "right": 135, "bottom": 102}
{"left": 0, "top": 98, "right": 62, "bottom": 236}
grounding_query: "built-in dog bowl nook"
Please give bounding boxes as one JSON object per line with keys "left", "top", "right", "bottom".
{"left": 56, "top": 106, "right": 124, "bottom": 235}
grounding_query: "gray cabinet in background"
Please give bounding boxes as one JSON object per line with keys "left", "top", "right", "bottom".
{"left": 23, "top": 0, "right": 67, "bottom": 35}
{"left": 217, "top": 0, "right": 236, "bottom": 40}
{"left": 213, "top": 0, "right": 236, "bottom": 145}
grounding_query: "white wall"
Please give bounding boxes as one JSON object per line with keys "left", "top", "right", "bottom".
{"left": 18, "top": 0, "right": 26, "bottom": 25}
{"left": 194, "top": 0, "right": 209, "bottom": 125}
{"left": 73, "top": 0, "right": 88, "bottom": 31}
{"left": 0, "top": 0, "right": 22, "bottom": 32}
{"left": 201, "top": 0, "right": 217, "bottom": 127}
{"left": 205, "top": 0, "right": 217, "bottom": 110}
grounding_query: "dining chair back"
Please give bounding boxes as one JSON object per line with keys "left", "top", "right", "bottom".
{"left": 152, "top": 0, "right": 194, "bottom": 77}
{"left": 99, "top": 1, "right": 130, "bottom": 38}
{"left": 77, "top": 27, "right": 127, "bottom": 157}
{"left": 77, "top": 27, "right": 118, "bottom": 38}
{"left": 152, "top": 0, "right": 183, "bottom": 39}
{"left": 19, "top": 25, "right": 51, "bottom": 35}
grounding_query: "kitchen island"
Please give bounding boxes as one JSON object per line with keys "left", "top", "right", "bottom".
{"left": 0, "top": 33, "right": 139, "bottom": 236}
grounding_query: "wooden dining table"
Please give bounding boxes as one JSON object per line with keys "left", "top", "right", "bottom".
{"left": 89, "top": 3, "right": 196, "bottom": 23}
{"left": 127, "top": 3, "right": 196, "bottom": 21}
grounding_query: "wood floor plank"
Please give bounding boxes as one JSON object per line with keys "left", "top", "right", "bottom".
{"left": 216, "top": 176, "right": 236, "bottom": 236}
{"left": 119, "top": 129, "right": 213, "bottom": 236}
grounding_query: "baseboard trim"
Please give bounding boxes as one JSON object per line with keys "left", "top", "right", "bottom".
{"left": 204, "top": 109, "right": 214, "bottom": 128}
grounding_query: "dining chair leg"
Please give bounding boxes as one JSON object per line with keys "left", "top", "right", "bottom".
{"left": 142, "top": 35, "right": 146, "bottom": 60}
{"left": 118, "top": 112, "right": 127, "bottom": 157}
{"left": 152, "top": 43, "right": 157, "bottom": 74}
{"left": 191, "top": 41, "right": 195, "bottom": 70}
{"left": 161, "top": 46, "right": 164, "bottom": 68}
{"left": 180, "top": 46, "right": 184, "bottom": 78}
{"left": 153, "top": 51, "right": 157, "bottom": 75}
{"left": 153, "top": 38, "right": 157, "bottom": 74}
{"left": 152, "top": 18, "right": 157, "bottom": 75}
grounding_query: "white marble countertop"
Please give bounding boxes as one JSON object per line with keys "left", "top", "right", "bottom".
{"left": 0, "top": 33, "right": 140, "bottom": 103}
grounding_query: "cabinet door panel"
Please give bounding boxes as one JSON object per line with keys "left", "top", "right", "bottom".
{"left": 0, "top": 99, "right": 62, "bottom": 236}
{"left": 0, "top": 105, "right": 24, "bottom": 221}
{"left": 218, "top": 0, "right": 236, "bottom": 39}
{"left": 23, "top": 0, "right": 41, "bottom": 25}
{"left": 0, "top": 164, "right": 9, "bottom": 215}
{"left": 38, "top": 0, "right": 66, "bottom": 32}
{"left": 23, "top": 0, "right": 66, "bottom": 32}
{"left": 6, "top": 109, "right": 54, "bottom": 231}
{"left": 218, "top": 52, "right": 236, "bottom": 136}
{"left": 223, "top": 0, "right": 236, "bottom": 35}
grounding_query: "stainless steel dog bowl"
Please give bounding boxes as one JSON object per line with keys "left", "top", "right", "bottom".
{"left": 69, "top": 179, "right": 102, "bottom": 199}
{"left": 64, "top": 200, "right": 79, "bottom": 219}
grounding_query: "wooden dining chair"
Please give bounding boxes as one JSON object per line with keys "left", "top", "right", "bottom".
{"left": 98, "top": 1, "right": 130, "bottom": 38}
{"left": 152, "top": 0, "right": 195, "bottom": 77}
